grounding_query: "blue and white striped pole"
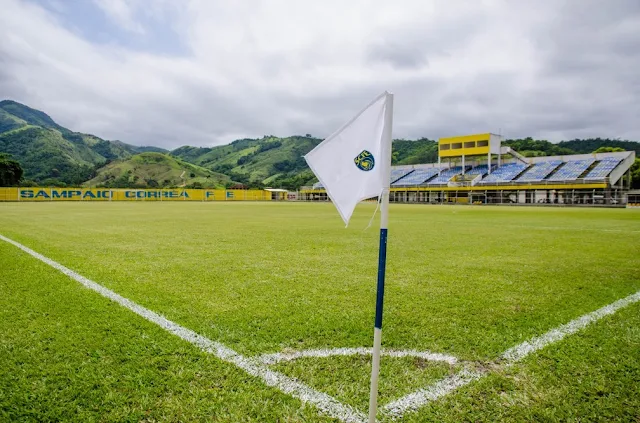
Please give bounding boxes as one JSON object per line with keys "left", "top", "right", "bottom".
{"left": 368, "top": 92, "right": 393, "bottom": 423}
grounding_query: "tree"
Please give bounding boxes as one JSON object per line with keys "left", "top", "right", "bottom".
{"left": 213, "top": 163, "right": 234, "bottom": 173}
{"left": 237, "top": 155, "right": 251, "bottom": 165}
{"left": 593, "top": 147, "right": 625, "bottom": 153}
{"left": 0, "top": 154, "right": 24, "bottom": 186}
{"left": 273, "top": 160, "right": 295, "bottom": 172}
{"left": 186, "top": 181, "right": 203, "bottom": 189}
{"left": 503, "top": 137, "right": 574, "bottom": 156}
{"left": 560, "top": 138, "right": 640, "bottom": 155}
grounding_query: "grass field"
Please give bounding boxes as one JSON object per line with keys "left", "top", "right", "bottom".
{"left": 1, "top": 202, "right": 639, "bottom": 422}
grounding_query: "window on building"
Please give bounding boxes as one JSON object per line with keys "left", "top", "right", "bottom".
{"left": 440, "top": 144, "right": 450, "bottom": 150}
{"left": 452, "top": 143, "right": 462, "bottom": 149}
{"left": 464, "top": 141, "right": 476, "bottom": 148}
{"left": 477, "top": 140, "right": 489, "bottom": 147}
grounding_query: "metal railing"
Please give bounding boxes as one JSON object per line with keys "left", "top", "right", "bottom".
{"left": 474, "top": 177, "right": 610, "bottom": 187}
{"left": 392, "top": 177, "right": 610, "bottom": 189}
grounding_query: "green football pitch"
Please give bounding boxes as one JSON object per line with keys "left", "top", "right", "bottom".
{"left": 1, "top": 202, "right": 639, "bottom": 422}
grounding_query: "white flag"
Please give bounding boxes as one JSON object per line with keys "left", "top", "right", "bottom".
{"left": 304, "top": 92, "right": 392, "bottom": 226}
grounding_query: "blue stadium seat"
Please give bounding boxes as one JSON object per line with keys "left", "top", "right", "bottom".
{"left": 390, "top": 168, "right": 414, "bottom": 184}
{"left": 547, "top": 159, "right": 595, "bottom": 181}
{"left": 480, "top": 163, "right": 528, "bottom": 183}
{"left": 584, "top": 158, "right": 623, "bottom": 179}
{"left": 392, "top": 168, "right": 440, "bottom": 186}
{"left": 516, "top": 160, "right": 562, "bottom": 182}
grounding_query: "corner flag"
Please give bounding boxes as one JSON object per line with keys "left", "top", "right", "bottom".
{"left": 305, "top": 91, "right": 394, "bottom": 423}
{"left": 304, "top": 92, "right": 393, "bottom": 226}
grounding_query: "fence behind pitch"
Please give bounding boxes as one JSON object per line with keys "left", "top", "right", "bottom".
{"left": 0, "top": 188, "right": 274, "bottom": 202}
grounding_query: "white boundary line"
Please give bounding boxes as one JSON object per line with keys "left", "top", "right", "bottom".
{"left": 3, "top": 233, "right": 639, "bottom": 422}
{"left": 506, "top": 224, "right": 640, "bottom": 234}
{"left": 382, "top": 368, "right": 483, "bottom": 417}
{"left": 382, "top": 288, "right": 640, "bottom": 418}
{"left": 258, "top": 347, "right": 458, "bottom": 366}
{"left": 502, "top": 290, "right": 640, "bottom": 363}
{"left": 0, "top": 234, "right": 367, "bottom": 423}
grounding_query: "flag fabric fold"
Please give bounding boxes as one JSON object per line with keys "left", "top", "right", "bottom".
{"left": 304, "top": 92, "right": 391, "bottom": 226}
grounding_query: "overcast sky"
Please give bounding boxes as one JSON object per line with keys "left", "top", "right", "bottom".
{"left": 1, "top": 0, "right": 639, "bottom": 149}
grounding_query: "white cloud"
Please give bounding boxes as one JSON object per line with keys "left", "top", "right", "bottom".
{"left": 0, "top": 0, "right": 639, "bottom": 149}
{"left": 92, "top": 0, "right": 144, "bottom": 33}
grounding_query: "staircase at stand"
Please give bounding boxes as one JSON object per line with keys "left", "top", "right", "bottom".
{"left": 579, "top": 160, "right": 599, "bottom": 178}
{"left": 516, "top": 160, "right": 563, "bottom": 182}
{"left": 480, "top": 163, "right": 529, "bottom": 184}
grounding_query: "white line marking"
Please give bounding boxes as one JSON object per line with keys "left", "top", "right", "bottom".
{"left": 258, "top": 347, "right": 458, "bottom": 366}
{"left": 382, "top": 368, "right": 483, "bottom": 417}
{"left": 502, "top": 290, "right": 640, "bottom": 363}
{"left": 0, "top": 234, "right": 367, "bottom": 423}
{"left": 506, "top": 224, "right": 640, "bottom": 234}
{"left": 3, "top": 233, "right": 639, "bottom": 421}
{"left": 382, "top": 288, "right": 640, "bottom": 418}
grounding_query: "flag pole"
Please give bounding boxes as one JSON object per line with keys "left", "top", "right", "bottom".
{"left": 368, "top": 92, "right": 393, "bottom": 423}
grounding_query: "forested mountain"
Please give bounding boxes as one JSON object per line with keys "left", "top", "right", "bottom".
{"left": 504, "top": 137, "right": 640, "bottom": 157}
{"left": 0, "top": 100, "right": 638, "bottom": 189}
{"left": 558, "top": 138, "right": 640, "bottom": 155}
{"left": 0, "top": 100, "right": 167, "bottom": 185}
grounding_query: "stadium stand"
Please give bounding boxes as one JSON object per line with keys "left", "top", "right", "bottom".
{"left": 301, "top": 131, "right": 635, "bottom": 206}
{"left": 480, "top": 163, "right": 528, "bottom": 183}
{"left": 427, "top": 166, "right": 470, "bottom": 185}
{"left": 301, "top": 145, "right": 635, "bottom": 206}
{"left": 390, "top": 168, "right": 414, "bottom": 184}
{"left": 516, "top": 160, "right": 563, "bottom": 181}
{"left": 392, "top": 168, "right": 440, "bottom": 186}
{"left": 547, "top": 159, "right": 595, "bottom": 181}
{"left": 584, "top": 158, "right": 623, "bottom": 179}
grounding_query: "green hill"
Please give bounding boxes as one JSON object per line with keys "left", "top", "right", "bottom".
{"left": 170, "top": 135, "right": 322, "bottom": 189}
{"left": 1, "top": 100, "right": 639, "bottom": 189}
{"left": 0, "top": 100, "right": 167, "bottom": 185}
{"left": 84, "top": 152, "right": 230, "bottom": 189}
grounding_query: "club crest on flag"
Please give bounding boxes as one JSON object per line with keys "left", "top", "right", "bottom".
{"left": 354, "top": 150, "right": 375, "bottom": 171}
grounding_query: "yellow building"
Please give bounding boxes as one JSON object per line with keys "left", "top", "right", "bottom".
{"left": 437, "top": 133, "right": 503, "bottom": 174}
